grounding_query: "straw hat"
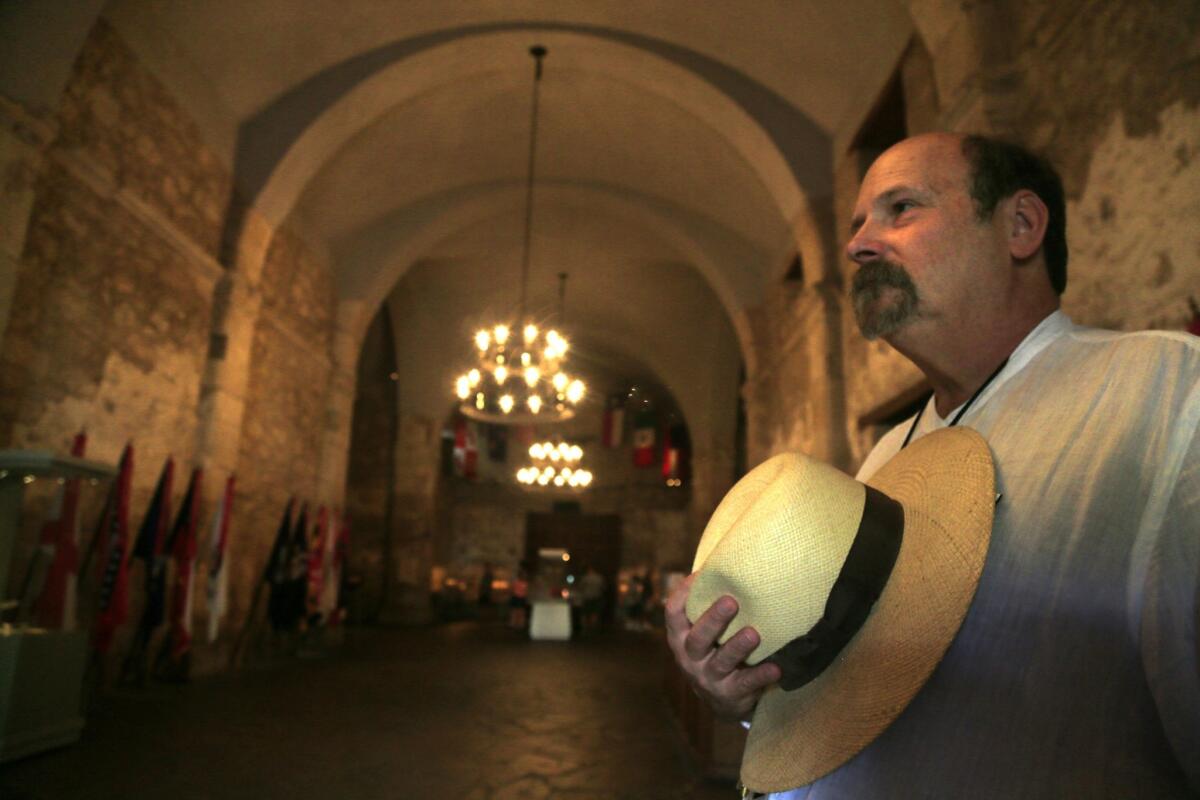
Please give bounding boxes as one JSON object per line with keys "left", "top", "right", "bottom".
{"left": 686, "top": 427, "right": 994, "bottom": 793}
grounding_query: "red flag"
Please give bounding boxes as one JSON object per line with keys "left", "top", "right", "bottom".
{"left": 453, "top": 416, "right": 478, "bottom": 479}
{"left": 33, "top": 431, "right": 87, "bottom": 629}
{"left": 94, "top": 444, "right": 134, "bottom": 654}
{"left": 662, "top": 424, "right": 689, "bottom": 484}
{"left": 632, "top": 408, "right": 657, "bottom": 467}
{"left": 321, "top": 511, "right": 349, "bottom": 625}
{"left": 167, "top": 468, "right": 202, "bottom": 661}
{"left": 602, "top": 394, "right": 625, "bottom": 448}
{"left": 1187, "top": 297, "right": 1200, "bottom": 336}
{"left": 662, "top": 424, "right": 676, "bottom": 480}
{"left": 306, "top": 505, "right": 329, "bottom": 619}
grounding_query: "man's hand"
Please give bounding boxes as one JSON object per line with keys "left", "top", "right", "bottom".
{"left": 664, "top": 573, "right": 781, "bottom": 721}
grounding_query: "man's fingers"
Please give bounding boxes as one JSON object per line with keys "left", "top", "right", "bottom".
{"left": 683, "top": 595, "right": 738, "bottom": 661}
{"left": 663, "top": 573, "right": 695, "bottom": 635}
{"left": 706, "top": 626, "right": 760, "bottom": 678}
{"left": 733, "top": 660, "right": 782, "bottom": 696}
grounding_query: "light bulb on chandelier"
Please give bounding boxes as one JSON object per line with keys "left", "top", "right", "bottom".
{"left": 453, "top": 45, "right": 586, "bottom": 424}
{"left": 516, "top": 439, "right": 593, "bottom": 489}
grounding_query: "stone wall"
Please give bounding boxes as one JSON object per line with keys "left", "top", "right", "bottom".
{"left": 0, "top": 20, "right": 225, "bottom": 464}
{"left": 442, "top": 480, "right": 689, "bottom": 589}
{"left": 344, "top": 308, "right": 398, "bottom": 619}
{"left": 228, "top": 220, "right": 337, "bottom": 635}
{"left": 383, "top": 413, "right": 441, "bottom": 622}
{"left": 964, "top": 0, "right": 1200, "bottom": 331}
{"left": 0, "top": 19, "right": 229, "bottom": 669}
{"left": 0, "top": 19, "right": 345, "bottom": 675}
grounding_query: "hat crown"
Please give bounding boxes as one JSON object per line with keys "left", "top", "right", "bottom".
{"left": 688, "top": 452, "right": 866, "bottom": 664}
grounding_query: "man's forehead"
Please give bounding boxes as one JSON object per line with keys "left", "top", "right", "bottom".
{"left": 857, "top": 136, "right": 967, "bottom": 202}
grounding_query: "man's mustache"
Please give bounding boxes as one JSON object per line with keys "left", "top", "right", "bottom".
{"left": 850, "top": 259, "right": 920, "bottom": 340}
{"left": 851, "top": 260, "right": 917, "bottom": 297}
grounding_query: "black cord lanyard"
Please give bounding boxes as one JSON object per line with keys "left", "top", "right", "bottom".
{"left": 901, "top": 357, "right": 1009, "bottom": 450}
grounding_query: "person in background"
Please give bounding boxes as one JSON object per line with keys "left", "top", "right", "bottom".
{"left": 477, "top": 561, "right": 494, "bottom": 615}
{"left": 508, "top": 564, "right": 529, "bottom": 630}
{"left": 579, "top": 566, "right": 606, "bottom": 632}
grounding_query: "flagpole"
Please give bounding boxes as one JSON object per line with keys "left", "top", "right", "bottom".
{"left": 230, "top": 497, "right": 293, "bottom": 669}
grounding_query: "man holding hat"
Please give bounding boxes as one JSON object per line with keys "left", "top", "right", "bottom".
{"left": 666, "top": 132, "right": 1200, "bottom": 797}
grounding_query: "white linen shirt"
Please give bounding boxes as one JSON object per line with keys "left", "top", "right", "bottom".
{"left": 768, "top": 311, "right": 1200, "bottom": 798}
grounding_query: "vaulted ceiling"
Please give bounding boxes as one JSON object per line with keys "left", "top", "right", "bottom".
{"left": 4, "top": 1, "right": 916, "bottom": 444}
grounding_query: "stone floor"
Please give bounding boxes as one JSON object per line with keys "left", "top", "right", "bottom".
{"left": 1, "top": 622, "right": 736, "bottom": 800}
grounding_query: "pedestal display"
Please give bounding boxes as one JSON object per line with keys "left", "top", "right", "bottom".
{"left": 0, "top": 450, "right": 115, "bottom": 762}
{"left": 529, "top": 599, "right": 572, "bottom": 641}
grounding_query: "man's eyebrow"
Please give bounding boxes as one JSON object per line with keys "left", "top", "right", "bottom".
{"left": 849, "top": 185, "right": 932, "bottom": 235}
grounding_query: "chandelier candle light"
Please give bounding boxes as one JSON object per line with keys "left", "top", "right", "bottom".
{"left": 516, "top": 440, "right": 593, "bottom": 489}
{"left": 454, "top": 45, "right": 586, "bottom": 423}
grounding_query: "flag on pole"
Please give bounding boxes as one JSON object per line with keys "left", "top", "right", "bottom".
{"left": 285, "top": 504, "right": 310, "bottom": 629}
{"left": 305, "top": 506, "right": 329, "bottom": 622}
{"left": 319, "top": 511, "right": 348, "bottom": 624}
{"left": 601, "top": 394, "right": 625, "bottom": 448}
{"left": 131, "top": 457, "right": 175, "bottom": 631}
{"left": 33, "top": 431, "right": 87, "bottom": 629}
{"left": 206, "top": 474, "right": 235, "bottom": 643}
{"left": 93, "top": 444, "right": 134, "bottom": 654}
{"left": 632, "top": 408, "right": 657, "bottom": 467}
{"left": 120, "top": 456, "right": 174, "bottom": 684}
{"left": 166, "top": 467, "right": 202, "bottom": 664}
{"left": 266, "top": 499, "right": 296, "bottom": 631}
{"left": 662, "top": 423, "right": 689, "bottom": 482}
{"left": 453, "top": 416, "right": 478, "bottom": 479}
{"left": 662, "top": 424, "right": 677, "bottom": 480}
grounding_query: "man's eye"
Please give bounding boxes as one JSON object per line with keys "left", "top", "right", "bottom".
{"left": 892, "top": 200, "right": 915, "bottom": 215}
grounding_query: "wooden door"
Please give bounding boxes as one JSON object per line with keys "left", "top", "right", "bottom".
{"left": 524, "top": 512, "right": 621, "bottom": 615}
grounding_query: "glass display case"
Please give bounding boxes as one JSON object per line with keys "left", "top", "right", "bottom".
{"left": 0, "top": 449, "right": 116, "bottom": 762}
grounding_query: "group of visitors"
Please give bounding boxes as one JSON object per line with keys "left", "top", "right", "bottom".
{"left": 466, "top": 560, "right": 663, "bottom": 635}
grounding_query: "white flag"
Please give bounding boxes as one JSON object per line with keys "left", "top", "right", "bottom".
{"left": 317, "top": 510, "right": 340, "bottom": 620}
{"left": 206, "top": 475, "right": 235, "bottom": 643}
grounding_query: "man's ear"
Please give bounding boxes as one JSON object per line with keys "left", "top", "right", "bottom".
{"left": 1008, "top": 189, "right": 1049, "bottom": 261}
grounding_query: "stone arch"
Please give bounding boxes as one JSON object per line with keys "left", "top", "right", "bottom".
{"left": 234, "top": 23, "right": 822, "bottom": 229}
{"left": 334, "top": 180, "right": 760, "bottom": 368}
{"left": 372, "top": 193, "right": 748, "bottom": 453}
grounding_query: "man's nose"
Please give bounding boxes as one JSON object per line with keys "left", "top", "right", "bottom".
{"left": 846, "top": 225, "right": 882, "bottom": 265}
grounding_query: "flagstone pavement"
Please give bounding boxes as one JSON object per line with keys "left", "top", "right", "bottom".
{"left": 1, "top": 622, "right": 736, "bottom": 800}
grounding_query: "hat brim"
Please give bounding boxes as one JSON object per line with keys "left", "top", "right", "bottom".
{"left": 741, "top": 427, "right": 994, "bottom": 793}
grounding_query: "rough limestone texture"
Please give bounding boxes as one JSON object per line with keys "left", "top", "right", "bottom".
{"left": 344, "top": 308, "right": 398, "bottom": 619}
{"left": 1063, "top": 104, "right": 1200, "bottom": 331}
{"left": 52, "top": 19, "right": 229, "bottom": 259}
{"left": 0, "top": 21, "right": 346, "bottom": 675}
{"left": 993, "top": 0, "right": 1200, "bottom": 330}
{"left": 0, "top": 16, "right": 229, "bottom": 464}
{"left": 0, "top": 20, "right": 236, "bottom": 672}
{"left": 0, "top": 158, "right": 212, "bottom": 467}
{"left": 230, "top": 221, "right": 336, "bottom": 626}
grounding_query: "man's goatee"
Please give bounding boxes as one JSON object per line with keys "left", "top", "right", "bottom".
{"left": 851, "top": 260, "right": 920, "bottom": 340}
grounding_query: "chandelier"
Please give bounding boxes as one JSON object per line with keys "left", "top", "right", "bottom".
{"left": 516, "top": 440, "right": 593, "bottom": 488}
{"left": 454, "top": 45, "right": 585, "bottom": 424}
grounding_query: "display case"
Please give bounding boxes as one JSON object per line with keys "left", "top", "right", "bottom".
{"left": 0, "top": 449, "right": 116, "bottom": 762}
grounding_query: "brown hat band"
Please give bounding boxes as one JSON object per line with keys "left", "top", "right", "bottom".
{"left": 765, "top": 485, "right": 905, "bottom": 690}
